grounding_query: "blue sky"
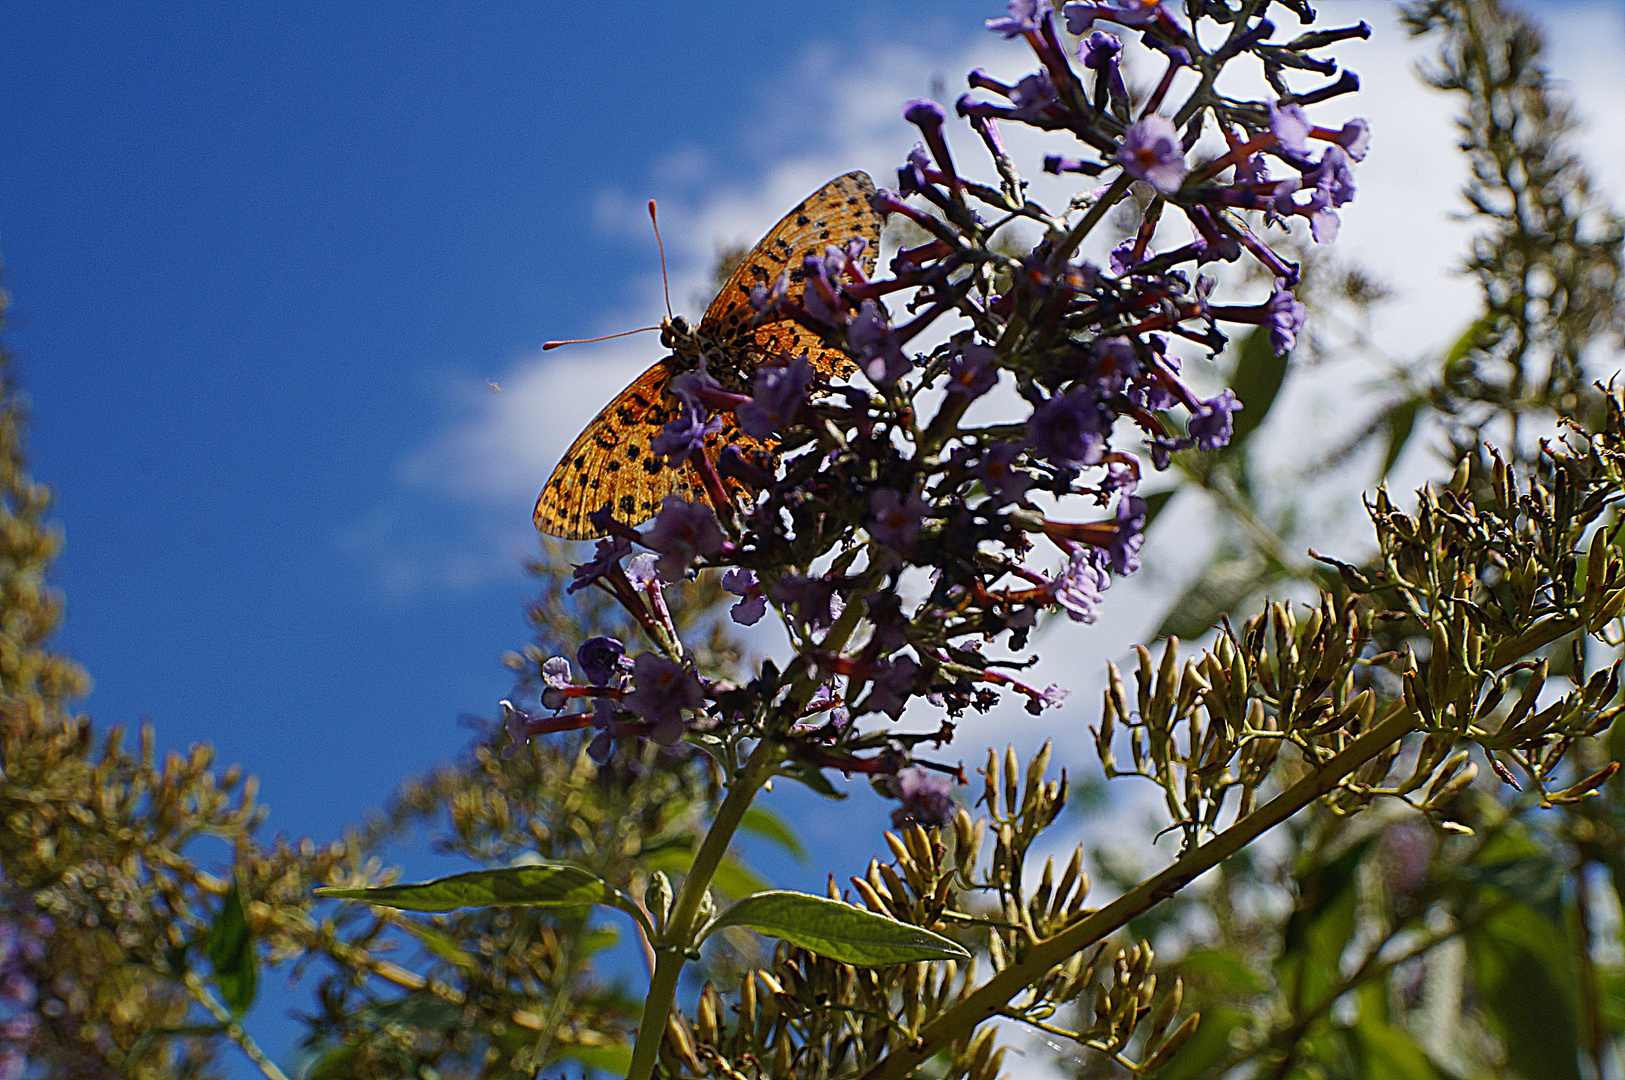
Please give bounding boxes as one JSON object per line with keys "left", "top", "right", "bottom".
{"left": 3, "top": 2, "right": 1623, "bottom": 1076}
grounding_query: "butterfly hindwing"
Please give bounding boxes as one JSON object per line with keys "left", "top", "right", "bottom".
{"left": 532, "top": 361, "right": 695, "bottom": 540}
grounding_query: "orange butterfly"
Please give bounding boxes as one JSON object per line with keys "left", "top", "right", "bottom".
{"left": 533, "top": 171, "right": 883, "bottom": 540}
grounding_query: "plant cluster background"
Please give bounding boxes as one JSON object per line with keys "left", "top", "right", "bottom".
{"left": 2, "top": 0, "right": 1625, "bottom": 1078}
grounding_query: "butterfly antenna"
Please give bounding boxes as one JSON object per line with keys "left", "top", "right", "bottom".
{"left": 649, "top": 200, "right": 674, "bottom": 321}
{"left": 542, "top": 326, "right": 659, "bottom": 351}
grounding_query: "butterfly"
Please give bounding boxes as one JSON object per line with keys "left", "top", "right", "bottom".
{"left": 533, "top": 171, "right": 884, "bottom": 539}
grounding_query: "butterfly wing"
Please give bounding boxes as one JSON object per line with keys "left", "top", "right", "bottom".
{"left": 533, "top": 172, "right": 885, "bottom": 541}
{"left": 700, "top": 170, "right": 883, "bottom": 378}
{"left": 532, "top": 361, "right": 698, "bottom": 540}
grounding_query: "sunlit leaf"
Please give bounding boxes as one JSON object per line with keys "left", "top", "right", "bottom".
{"left": 1156, "top": 1005, "right": 1251, "bottom": 1080}
{"left": 711, "top": 855, "right": 771, "bottom": 901}
{"left": 560, "top": 1041, "right": 635, "bottom": 1075}
{"left": 1380, "top": 396, "right": 1421, "bottom": 479}
{"left": 742, "top": 804, "right": 809, "bottom": 863}
{"left": 1351, "top": 1015, "right": 1446, "bottom": 1080}
{"left": 1278, "top": 839, "right": 1369, "bottom": 1012}
{"left": 707, "top": 890, "right": 968, "bottom": 966}
{"left": 400, "top": 920, "right": 477, "bottom": 971}
{"left": 315, "top": 863, "right": 612, "bottom": 912}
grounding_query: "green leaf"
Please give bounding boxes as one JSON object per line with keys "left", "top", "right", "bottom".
{"left": 1467, "top": 901, "right": 1580, "bottom": 1080}
{"left": 303, "top": 1044, "right": 359, "bottom": 1080}
{"left": 1140, "top": 488, "right": 1176, "bottom": 532}
{"left": 1222, "top": 325, "right": 1290, "bottom": 453}
{"left": 707, "top": 890, "right": 969, "bottom": 966}
{"left": 315, "top": 863, "right": 613, "bottom": 913}
{"left": 1351, "top": 1015, "right": 1447, "bottom": 1080}
{"left": 366, "top": 994, "right": 465, "bottom": 1030}
{"left": 400, "top": 920, "right": 478, "bottom": 971}
{"left": 1153, "top": 555, "right": 1279, "bottom": 641}
{"left": 1156, "top": 1005, "right": 1250, "bottom": 1080}
{"left": 778, "top": 757, "right": 849, "bottom": 800}
{"left": 206, "top": 882, "right": 258, "bottom": 1016}
{"left": 1175, "top": 946, "right": 1268, "bottom": 996}
{"left": 742, "top": 804, "right": 809, "bottom": 863}
{"left": 1380, "top": 397, "right": 1421, "bottom": 479}
{"left": 1278, "top": 839, "right": 1370, "bottom": 1013}
{"left": 560, "top": 1041, "right": 635, "bottom": 1076}
{"left": 711, "top": 855, "right": 771, "bottom": 902}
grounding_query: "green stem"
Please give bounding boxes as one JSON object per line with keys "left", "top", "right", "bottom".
{"left": 624, "top": 735, "right": 784, "bottom": 1080}
{"left": 856, "top": 701, "right": 1421, "bottom": 1080}
{"left": 1046, "top": 173, "right": 1132, "bottom": 278}
{"left": 182, "top": 972, "right": 290, "bottom": 1080}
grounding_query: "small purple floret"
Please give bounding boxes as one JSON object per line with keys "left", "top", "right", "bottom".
{"left": 643, "top": 497, "right": 723, "bottom": 584}
{"left": 1026, "top": 390, "right": 1110, "bottom": 469}
{"left": 1188, "top": 389, "right": 1241, "bottom": 451}
{"left": 1119, "top": 116, "right": 1187, "bottom": 194}
{"left": 869, "top": 489, "right": 928, "bottom": 549}
{"left": 577, "top": 636, "right": 626, "bottom": 686}
{"left": 569, "top": 536, "right": 631, "bottom": 595}
{"left": 973, "top": 442, "right": 1033, "bottom": 505}
{"left": 623, "top": 652, "right": 705, "bottom": 745}
{"left": 885, "top": 766, "right": 956, "bottom": 827}
{"left": 1269, "top": 100, "right": 1312, "bottom": 156}
{"left": 987, "top": 0, "right": 1052, "bottom": 38}
{"left": 722, "top": 568, "right": 767, "bottom": 626}
{"left": 1265, "top": 287, "right": 1307, "bottom": 354}
{"left": 652, "top": 401, "right": 722, "bottom": 467}
{"left": 739, "top": 356, "right": 814, "bottom": 439}
{"left": 849, "top": 300, "right": 912, "bottom": 387}
{"left": 1050, "top": 546, "right": 1107, "bottom": 623}
{"left": 946, "top": 343, "right": 999, "bottom": 401}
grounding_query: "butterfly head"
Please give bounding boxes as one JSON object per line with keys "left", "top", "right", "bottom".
{"left": 660, "top": 314, "right": 709, "bottom": 373}
{"left": 659, "top": 315, "right": 692, "bottom": 348}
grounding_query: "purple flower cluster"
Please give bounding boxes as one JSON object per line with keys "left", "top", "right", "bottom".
{"left": 516, "top": 0, "right": 1369, "bottom": 826}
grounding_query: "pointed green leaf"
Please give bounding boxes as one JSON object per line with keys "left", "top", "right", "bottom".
{"left": 1155, "top": 1005, "right": 1251, "bottom": 1080}
{"left": 560, "top": 1041, "right": 635, "bottom": 1075}
{"left": 1467, "top": 901, "right": 1580, "bottom": 1080}
{"left": 1351, "top": 1015, "right": 1445, "bottom": 1080}
{"left": 711, "top": 855, "right": 771, "bottom": 902}
{"left": 1222, "top": 325, "right": 1290, "bottom": 453}
{"left": 707, "top": 890, "right": 968, "bottom": 966}
{"left": 315, "top": 863, "right": 612, "bottom": 913}
{"left": 741, "top": 804, "right": 809, "bottom": 863}
{"left": 206, "top": 882, "right": 257, "bottom": 1016}
{"left": 1380, "top": 397, "right": 1421, "bottom": 479}
{"left": 400, "top": 920, "right": 478, "bottom": 971}
{"left": 1153, "top": 555, "right": 1279, "bottom": 641}
{"left": 1140, "top": 488, "right": 1176, "bottom": 532}
{"left": 779, "top": 757, "right": 849, "bottom": 800}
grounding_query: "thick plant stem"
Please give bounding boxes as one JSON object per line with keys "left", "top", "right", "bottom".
{"left": 857, "top": 703, "right": 1421, "bottom": 1080}
{"left": 624, "top": 736, "right": 784, "bottom": 1080}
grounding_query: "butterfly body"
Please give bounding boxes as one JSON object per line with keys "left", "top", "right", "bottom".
{"left": 534, "top": 171, "right": 883, "bottom": 540}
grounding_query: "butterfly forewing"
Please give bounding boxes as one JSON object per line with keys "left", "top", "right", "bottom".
{"left": 534, "top": 171, "right": 884, "bottom": 539}
{"left": 700, "top": 170, "right": 882, "bottom": 380}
